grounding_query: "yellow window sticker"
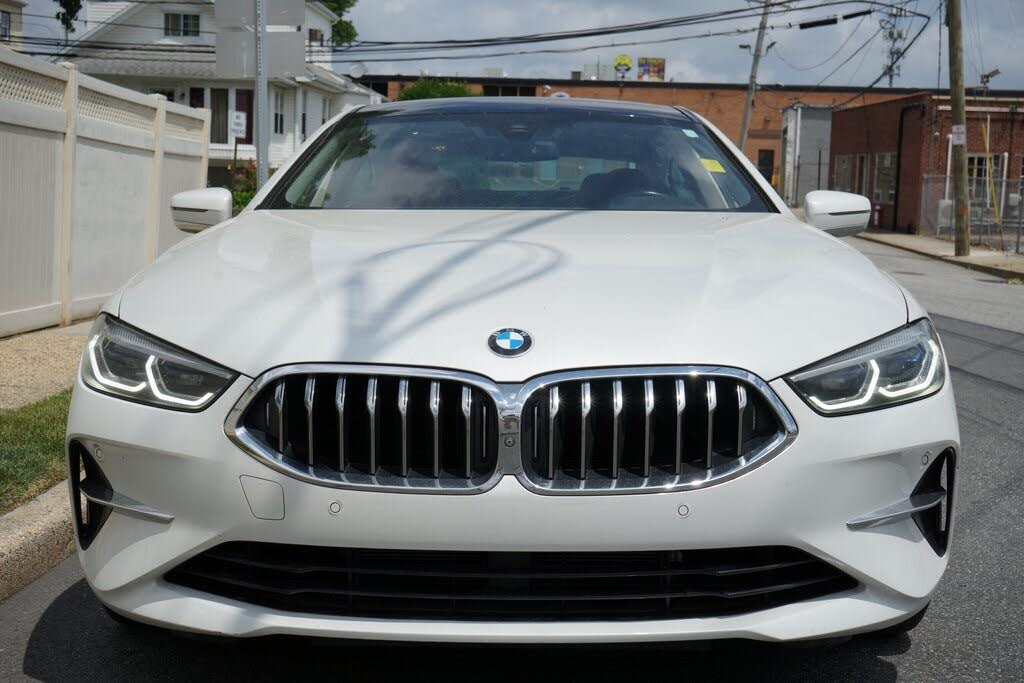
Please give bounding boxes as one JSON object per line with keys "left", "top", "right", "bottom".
{"left": 700, "top": 158, "right": 726, "bottom": 173}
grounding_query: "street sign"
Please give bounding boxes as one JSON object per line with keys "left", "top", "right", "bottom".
{"left": 230, "top": 111, "right": 247, "bottom": 140}
{"left": 951, "top": 124, "right": 966, "bottom": 146}
{"left": 215, "top": 30, "right": 305, "bottom": 78}
{"left": 216, "top": 0, "right": 303, "bottom": 29}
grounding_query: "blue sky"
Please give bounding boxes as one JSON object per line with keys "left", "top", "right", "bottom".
{"left": 21, "top": 0, "right": 1024, "bottom": 89}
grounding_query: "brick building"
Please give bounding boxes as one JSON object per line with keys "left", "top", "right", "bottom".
{"left": 830, "top": 93, "right": 1024, "bottom": 231}
{"left": 358, "top": 74, "right": 917, "bottom": 183}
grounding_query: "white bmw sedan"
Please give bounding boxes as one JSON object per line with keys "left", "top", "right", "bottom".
{"left": 67, "top": 97, "right": 957, "bottom": 644}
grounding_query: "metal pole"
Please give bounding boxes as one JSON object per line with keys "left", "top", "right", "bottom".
{"left": 255, "top": 0, "right": 269, "bottom": 188}
{"left": 947, "top": 0, "right": 970, "bottom": 256}
{"left": 738, "top": 0, "right": 770, "bottom": 153}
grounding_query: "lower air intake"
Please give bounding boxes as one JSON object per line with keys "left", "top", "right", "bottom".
{"left": 166, "top": 543, "right": 856, "bottom": 622}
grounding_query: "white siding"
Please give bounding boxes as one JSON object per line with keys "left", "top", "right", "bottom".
{"left": 93, "top": 3, "right": 216, "bottom": 47}
{"left": 86, "top": 1, "right": 133, "bottom": 30}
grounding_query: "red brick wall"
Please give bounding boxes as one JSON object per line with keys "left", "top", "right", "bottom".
{"left": 832, "top": 95, "right": 1024, "bottom": 230}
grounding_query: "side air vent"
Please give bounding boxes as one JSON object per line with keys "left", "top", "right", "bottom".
{"left": 912, "top": 448, "right": 956, "bottom": 556}
{"left": 519, "top": 369, "right": 794, "bottom": 493}
{"left": 230, "top": 368, "right": 499, "bottom": 493}
{"left": 67, "top": 441, "right": 112, "bottom": 549}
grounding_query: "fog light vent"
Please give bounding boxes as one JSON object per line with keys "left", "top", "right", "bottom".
{"left": 912, "top": 448, "right": 956, "bottom": 556}
{"left": 67, "top": 441, "right": 112, "bottom": 549}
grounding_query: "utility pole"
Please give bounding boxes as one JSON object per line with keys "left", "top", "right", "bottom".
{"left": 255, "top": 0, "right": 269, "bottom": 189}
{"left": 947, "top": 0, "right": 969, "bottom": 255}
{"left": 738, "top": 0, "right": 771, "bottom": 153}
{"left": 881, "top": 7, "right": 907, "bottom": 87}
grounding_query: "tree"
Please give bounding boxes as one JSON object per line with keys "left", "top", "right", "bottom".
{"left": 320, "top": 0, "right": 358, "bottom": 45}
{"left": 56, "top": 0, "right": 83, "bottom": 34}
{"left": 398, "top": 78, "right": 473, "bottom": 101}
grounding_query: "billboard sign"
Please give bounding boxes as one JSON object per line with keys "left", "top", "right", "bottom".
{"left": 637, "top": 57, "right": 666, "bottom": 82}
{"left": 613, "top": 53, "right": 633, "bottom": 79}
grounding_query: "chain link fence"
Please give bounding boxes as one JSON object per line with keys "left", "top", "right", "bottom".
{"left": 920, "top": 174, "right": 1024, "bottom": 254}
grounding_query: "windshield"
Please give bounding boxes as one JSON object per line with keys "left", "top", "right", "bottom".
{"left": 265, "top": 107, "right": 773, "bottom": 212}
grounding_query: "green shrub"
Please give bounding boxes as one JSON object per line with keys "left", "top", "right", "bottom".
{"left": 398, "top": 78, "right": 472, "bottom": 101}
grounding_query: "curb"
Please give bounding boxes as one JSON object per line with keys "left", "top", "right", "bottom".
{"left": 856, "top": 234, "right": 1024, "bottom": 282}
{"left": 0, "top": 481, "right": 74, "bottom": 603}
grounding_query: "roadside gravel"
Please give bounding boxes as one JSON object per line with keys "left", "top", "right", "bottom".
{"left": 0, "top": 321, "right": 91, "bottom": 412}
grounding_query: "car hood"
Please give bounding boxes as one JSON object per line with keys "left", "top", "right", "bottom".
{"left": 117, "top": 210, "right": 907, "bottom": 381}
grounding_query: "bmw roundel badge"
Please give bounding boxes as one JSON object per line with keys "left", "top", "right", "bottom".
{"left": 488, "top": 328, "right": 532, "bottom": 357}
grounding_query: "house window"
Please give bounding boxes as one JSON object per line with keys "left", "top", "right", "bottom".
{"left": 164, "top": 13, "right": 200, "bottom": 37}
{"left": 0, "top": 11, "right": 10, "bottom": 41}
{"left": 833, "top": 155, "right": 852, "bottom": 192}
{"left": 873, "top": 152, "right": 897, "bottom": 204}
{"left": 482, "top": 85, "right": 534, "bottom": 96}
{"left": 756, "top": 149, "right": 774, "bottom": 182}
{"left": 966, "top": 153, "right": 1003, "bottom": 201}
{"left": 855, "top": 154, "right": 869, "bottom": 195}
{"left": 321, "top": 97, "right": 329, "bottom": 125}
{"left": 235, "top": 89, "right": 254, "bottom": 144}
{"left": 308, "top": 28, "right": 323, "bottom": 45}
{"left": 273, "top": 90, "right": 285, "bottom": 134}
{"left": 300, "top": 91, "right": 307, "bottom": 140}
{"left": 210, "top": 88, "right": 228, "bottom": 144}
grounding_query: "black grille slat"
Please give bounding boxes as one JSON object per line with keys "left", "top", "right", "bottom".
{"left": 167, "top": 543, "right": 856, "bottom": 622}
{"left": 240, "top": 372, "right": 497, "bottom": 490}
{"left": 521, "top": 372, "right": 786, "bottom": 492}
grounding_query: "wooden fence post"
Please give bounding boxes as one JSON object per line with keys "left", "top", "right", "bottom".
{"left": 199, "top": 107, "right": 211, "bottom": 188}
{"left": 145, "top": 94, "right": 166, "bottom": 263}
{"left": 58, "top": 63, "right": 78, "bottom": 327}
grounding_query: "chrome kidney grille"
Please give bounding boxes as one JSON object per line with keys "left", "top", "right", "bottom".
{"left": 519, "top": 370, "right": 792, "bottom": 492}
{"left": 229, "top": 368, "right": 498, "bottom": 492}
{"left": 227, "top": 365, "right": 796, "bottom": 494}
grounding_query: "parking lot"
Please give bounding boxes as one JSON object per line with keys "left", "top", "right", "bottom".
{"left": 1, "top": 239, "right": 1022, "bottom": 682}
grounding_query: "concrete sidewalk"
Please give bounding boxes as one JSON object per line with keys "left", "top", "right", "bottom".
{"left": 857, "top": 232, "right": 1024, "bottom": 281}
{"left": 0, "top": 320, "right": 92, "bottom": 412}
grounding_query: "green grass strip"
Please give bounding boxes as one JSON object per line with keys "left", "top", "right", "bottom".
{"left": 0, "top": 389, "right": 72, "bottom": 516}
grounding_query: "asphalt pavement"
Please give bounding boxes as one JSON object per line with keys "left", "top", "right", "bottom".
{"left": 1, "top": 239, "right": 1022, "bottom": 682}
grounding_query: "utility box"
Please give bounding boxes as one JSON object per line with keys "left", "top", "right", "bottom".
{"left": 780, "top": 105, "right": 833, "bottom": 207}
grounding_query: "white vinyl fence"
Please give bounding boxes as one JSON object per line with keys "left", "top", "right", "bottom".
{"left": 0, "top": 49, "right": 210, "bottom": 338}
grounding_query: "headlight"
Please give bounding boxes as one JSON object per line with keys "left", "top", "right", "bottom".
{"left": 81, "top": 315, "right": 237, "bottom": 411}
{"left": 787, "top": 319, "right": 945, "bottom": 415}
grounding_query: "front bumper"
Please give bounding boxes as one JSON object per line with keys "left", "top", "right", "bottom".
{"left": 66, "top": 373, "right": 959, "bottom": 643}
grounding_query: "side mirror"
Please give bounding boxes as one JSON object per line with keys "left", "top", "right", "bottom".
{"left": 803, "top": 190, "right": 871, "bottom": 237}
{"left": 171, "top": 188, "right": 233, "bottom": 233}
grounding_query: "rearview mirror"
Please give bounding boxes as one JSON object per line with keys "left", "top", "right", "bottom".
{"left": 803, "top": 190, "right": 871, "bottom": 237}
{"left": 171, "top": 188, "right": 233, "bottom": 233}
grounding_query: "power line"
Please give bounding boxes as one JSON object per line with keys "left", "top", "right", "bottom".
{"left": 323, "top": 1, "right": 920, "bottom": 54}
{"left": 306, "top": 16, "right": 852, "bottom": 64}
{"left": 773, "top": 11, "right": 869, "bottom": 70}
{"left": 16, "top": 4, "right": 917, "bottom": 64}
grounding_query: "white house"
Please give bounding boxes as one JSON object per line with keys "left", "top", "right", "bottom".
{"left": 65, "top": 1, "right": 381, "bottom": 184}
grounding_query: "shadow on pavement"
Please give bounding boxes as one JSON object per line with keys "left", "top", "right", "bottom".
{"left": 23, "top": 579, "right": 911, "bottom": 682}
